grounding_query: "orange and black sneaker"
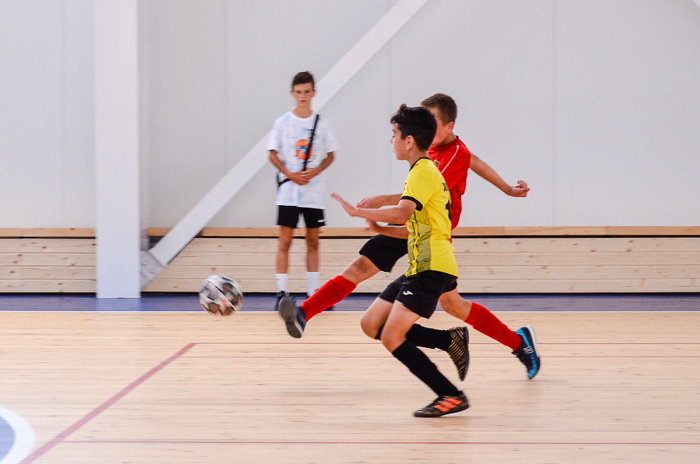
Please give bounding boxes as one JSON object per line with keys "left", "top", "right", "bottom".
{"left": 413, "top": 392, "right": 469, "bottom": 418}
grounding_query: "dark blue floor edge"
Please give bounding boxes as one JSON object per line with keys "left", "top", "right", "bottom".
{"left": 0, "top": 293, "right": 699, "bottom": 312}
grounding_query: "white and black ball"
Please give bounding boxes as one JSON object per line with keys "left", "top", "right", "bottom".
{"left": 198, "top": 274, "right": 243, "bottom": 317}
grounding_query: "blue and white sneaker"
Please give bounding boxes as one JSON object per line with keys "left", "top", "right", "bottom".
{"left": 513, "top": 326, "right": 540, "bottom": 379}
{"left": 278, "top": 295, "right": 306, "bottom": 338}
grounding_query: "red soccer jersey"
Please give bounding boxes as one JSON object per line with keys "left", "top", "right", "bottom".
{"left": 429, "top": 136, "right": 472, "bottom": 228}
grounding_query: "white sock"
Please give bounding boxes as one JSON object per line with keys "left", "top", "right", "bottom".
{"left": 307, "top": 272, "right": 320, "bottom": 297}
{"left": 276, "top": 273, "right": 288, "bottom": 294}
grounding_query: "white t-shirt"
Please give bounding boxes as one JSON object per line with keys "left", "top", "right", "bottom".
{"left": 267, "top": 111, "right": 338, "bottom": 208}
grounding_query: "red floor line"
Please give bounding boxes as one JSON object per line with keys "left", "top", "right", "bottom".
{"left": 194, "top": 341, "right": 700, "bottom": 345}
{"left": 183, "top": 355, "right": 700, "bottom": 359}
{"left": 195, "top": 342, "right": 376, "bottom": 345}
{"left": 61, "top": 440, "right": 700, "bottom": 446}
{"left": 21, "top": 343, "right": 196, "bottom": 464}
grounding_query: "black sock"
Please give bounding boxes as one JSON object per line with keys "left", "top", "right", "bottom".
{"left": 391, "top": 340, "right": 461, "bottom": 397}
{"left": 406, "top": 324, "right": 452, "bottom": 350}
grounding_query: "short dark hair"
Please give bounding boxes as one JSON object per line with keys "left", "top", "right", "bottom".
{"left": 292, "top": 71, "right": 315, "bottom": 89}
{"left": 420, "top": 93, "right": 457, "bottom": 124}
{"left": 390, "top": 104, "right": 437, "bottom": 152}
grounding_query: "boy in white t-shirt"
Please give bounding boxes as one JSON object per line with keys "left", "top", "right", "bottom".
{"left": 267, "top": 71, "right": 338, "bottom": 308}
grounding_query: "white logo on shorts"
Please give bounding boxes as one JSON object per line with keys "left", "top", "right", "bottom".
{"left": 402, "top": 291, "right": 413, "bottom": 296}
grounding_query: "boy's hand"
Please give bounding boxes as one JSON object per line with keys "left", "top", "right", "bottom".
{"left": 331, "top": 192, "right": 358, "bottom": 217}
{"left": 292, "top": 168, "right": 321, "bottom": 185}
{"left": 507, "top": 180, "right": 530, "bottom": 197}
{"left": 366, "top": 219, "right": 381, "bottom": 233}
{"left": 288, "top": 171, "right": 311, "bottom": 185}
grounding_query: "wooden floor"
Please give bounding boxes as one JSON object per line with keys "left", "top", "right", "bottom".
{"left": 1, "top": 303, "right": 699, "bottom": 463}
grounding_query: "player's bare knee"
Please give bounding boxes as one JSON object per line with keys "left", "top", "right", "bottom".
{"left": 343, "top": 256, "right": 378, "bottom": 284}
{"left": 359, "top": 314, "right": 379, "bottom": 339}
{"left": 379, "top": 331, "right": 402, "bottom": 352}
{"left": 278, "top": 238, "right": 292, "bottom": 252}
{"left": 439, "top": 293, "right": 471, "bottom": 320}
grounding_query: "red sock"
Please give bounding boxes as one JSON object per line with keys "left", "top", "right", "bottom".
{"left": 301, "top": 275, "right": 356, "bottom": 321}
{"left": 465, "top": 302, "right": 523, "bottom": 351}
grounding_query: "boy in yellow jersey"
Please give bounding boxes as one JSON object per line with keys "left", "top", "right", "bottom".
{"left": 331, "top": 105, "right": 467, "bottom": 417}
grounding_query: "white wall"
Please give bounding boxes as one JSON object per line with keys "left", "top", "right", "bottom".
{"left": 555, "top": 0, "right": 700, "bottom": 225}
{"left": 1, "top": 0, "right": 699, "bottom": 230}
{"left": 0, "top": 0, "right": 94, "bottom": 227}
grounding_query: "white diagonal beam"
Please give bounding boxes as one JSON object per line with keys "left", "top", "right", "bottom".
{"left": 145, "top": 0, "right": 430, "bottom": 277}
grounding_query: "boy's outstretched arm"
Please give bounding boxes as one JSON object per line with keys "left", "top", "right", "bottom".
{"left": 356, "top": 193, "right": 402, "bottom": 209}
{"left": 332, "top": 192, "right": 414, "bottom": 225}
{"left": 366, "top": 220, "right": 408, "bottom": 239}
{"left": 470, "top": 154, "right": 530, "bottom": 197}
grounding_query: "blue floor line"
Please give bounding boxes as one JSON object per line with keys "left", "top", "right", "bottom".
{"left": 0, "top": 293, "right": 699, "bottom": 312}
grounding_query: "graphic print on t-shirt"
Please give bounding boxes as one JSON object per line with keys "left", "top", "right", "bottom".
{"left": 296, "top": 129, "right": 314, "bottom": 161}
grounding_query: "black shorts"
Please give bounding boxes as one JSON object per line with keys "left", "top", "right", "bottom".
{"left": 379, "top": 271, "right": 458, "bottom": 319}
{"left": 277, "top": 205, "right": 326, "bottom": 229}
{"left": 359, "top": 234, "right": 408, "bottom": 272}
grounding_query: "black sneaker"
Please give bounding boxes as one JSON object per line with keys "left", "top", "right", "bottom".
{"left": 278, "top": 295, "right": 306, "bottom": 338}
{"left": 512, "top": 325, "right": 541, "bottom": 379}
{"left": 275, "top": 291, "right": 288, "bottom": 311}
{"left": 446, "top": 327, "right": 469, "bottom": 381}
{"left": 413, "top": 392, "right": 469, "bottom": 417}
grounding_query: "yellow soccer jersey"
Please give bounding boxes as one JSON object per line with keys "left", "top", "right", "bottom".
{"left": 401, "top": 157, "right": 458, "bottom": 277}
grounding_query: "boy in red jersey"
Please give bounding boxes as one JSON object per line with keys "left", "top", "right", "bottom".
{"left": 279, "top": 94, "right": 540, "bottom": 380}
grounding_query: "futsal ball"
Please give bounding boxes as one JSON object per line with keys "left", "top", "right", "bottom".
{"left": 199, "top": 274, "right": 243, "bottom": 316}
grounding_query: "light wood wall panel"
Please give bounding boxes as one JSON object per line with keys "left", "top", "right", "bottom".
{"left": 2, "top": 229, "right": 699, "bottom": 294}
{"left": 0, "top": 236, "right": 96, "bottom": 293}
{"left": 144, "top": 232, "right": 700, "bottom": 294}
